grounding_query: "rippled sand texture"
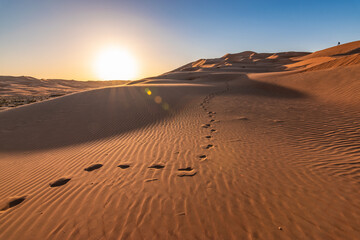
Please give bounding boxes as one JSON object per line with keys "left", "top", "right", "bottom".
{"left": 1, "top": 41, "right": 360, "bottom": 239}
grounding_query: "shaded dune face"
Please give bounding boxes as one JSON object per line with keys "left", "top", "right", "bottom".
{"left": 0, "top": 85, "right": 211, "bottom": 151}
{"left": 0, "top": 73, "right": 307, "bottom": 152}
{"left": 227, "top": 76, "right": 307, "bottom": 99}
{"left": 150, "top": 73, "right": 307, "bottom": 99}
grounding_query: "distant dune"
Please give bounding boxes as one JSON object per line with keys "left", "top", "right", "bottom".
{"left": 1, "top": 41, "right": 360, "bottom": 240}
{"left": 0, "top": 76, "right": 127, "bottom": 110}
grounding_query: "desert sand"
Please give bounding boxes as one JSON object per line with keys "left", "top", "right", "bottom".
{"left": 1, "top": 41, "right": 360, "bottom": 239}
{"left": 0, "top": 76, "right": 127, "bottom": 110}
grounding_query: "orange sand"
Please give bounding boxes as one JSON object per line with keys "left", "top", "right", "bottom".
{"left": 1, "top": 41, "right": 360, "bottom": 239}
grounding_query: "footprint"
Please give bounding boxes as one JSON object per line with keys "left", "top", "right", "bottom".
{"left": 202, "top": 144, "right": 213, "bottom": 149}
{"left": 178, "top": 171, "right": 197, "bottom": 177}
{"left": 1, "top": 197, "right": 26, "bottom": 211}
{"left": 145, "top": 178, "right": 158, "bottom": 182}
{"left": 118, "top": 164, "right": 130, "bottom": 169}
{"left": 237, "top": 116, "right": 248, "bottom": 120}
{"left": 273, "top": 120, "right": 284, "bottom": 123}
{"left": 210, "top": 129, "right": 216, "bottom": 132}
{"left": 49, "top": 178, "right": 71, "bottom": 187}
{"left": 149, "top": 164, "right": 165, "bottom": 169}
{"left": 202, "top": 124, "right": 210, "bottom": 128}
{"left": 205, "top": 135, "right": 212, "bottom": 139}
{"left": 84, "top": 164, "right": 103, "bottom": 172}
{"left": 199, "top": 154, "right": 207, "bottom": 159}
{"left": 210, "top": 119, "right": 215, "bottom": 122}
{"left": 178, "top": 167, "right": 193, "bottom": 171}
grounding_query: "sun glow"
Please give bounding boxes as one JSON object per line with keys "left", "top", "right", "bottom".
{"left": 94, "top": 46, "right": 138, "bottom": 80}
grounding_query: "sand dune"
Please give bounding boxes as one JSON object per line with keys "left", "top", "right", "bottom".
{"left": 284, "top": 41, "right": 360, "bottom": 73}
{"left": 1, "top": 41, "right": 360, "bottom": 239}
{"left": 0, "top": 76, "right": 127, "bottom": 110}
{"left": 300, "top": 53, "right": 360, "bottom": 72}
{"left": 297, "top": 40, "right": 360, "bottom": 60}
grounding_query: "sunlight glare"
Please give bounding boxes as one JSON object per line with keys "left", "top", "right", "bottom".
{"left": 95, "top": 46, "right": 137, "bottom": 80}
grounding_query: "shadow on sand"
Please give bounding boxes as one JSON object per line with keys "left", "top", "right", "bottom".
{"left": 0, "top": 75, "right": 307, "bottom": 152}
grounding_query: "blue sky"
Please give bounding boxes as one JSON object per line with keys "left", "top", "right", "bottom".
{"left": 0, "top": 0, "right": 359, "bottom": 80}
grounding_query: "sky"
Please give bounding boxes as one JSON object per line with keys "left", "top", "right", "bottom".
{"left": 0, "top": 0, "right": 359, "bottom": 80}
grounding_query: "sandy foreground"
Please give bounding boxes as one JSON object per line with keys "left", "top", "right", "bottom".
{"left": 1, "top": 41, "right": 360, "bottom": 239}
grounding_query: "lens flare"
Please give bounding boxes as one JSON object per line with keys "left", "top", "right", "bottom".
{"left": 154, "top": 96, "right": 162, "bottom": 104}
{"left": 145, "top": 88, "right": 152, "bottom": 95}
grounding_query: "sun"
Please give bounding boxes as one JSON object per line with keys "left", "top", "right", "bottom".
{"left": 94, "top": 46, "right": 138, "bottom": 80}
